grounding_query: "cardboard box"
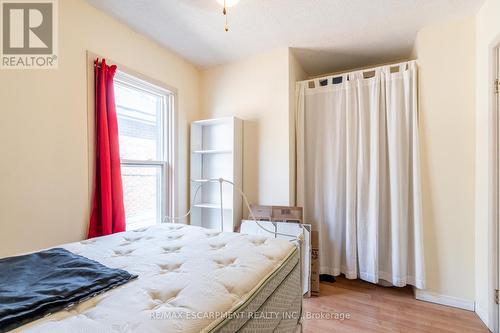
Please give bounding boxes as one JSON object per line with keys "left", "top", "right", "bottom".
{"left": 310, "top": 231, "right": 320, "bottom": 296}
{"left": 249, "top": 205, "right": 272, "bottom": 220}
{"left": 271, "top": 206, "right": 303, "bottom": 223}
{"left": 249, "top": 205, "right": 303, "bottom": 223}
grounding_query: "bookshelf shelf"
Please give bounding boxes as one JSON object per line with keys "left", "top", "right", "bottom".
{"left": 190, "top": 117, "right": 243, "bottom": 232}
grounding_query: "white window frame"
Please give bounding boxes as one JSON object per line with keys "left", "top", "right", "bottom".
{"left": 114, "top": 70, "right": 176, "bottom": 226}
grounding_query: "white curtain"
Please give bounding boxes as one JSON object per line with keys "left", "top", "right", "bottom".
{"left": 296, "top": 61, "right": 425, "bottom": 289}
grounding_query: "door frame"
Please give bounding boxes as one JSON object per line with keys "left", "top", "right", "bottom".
{"left": 491, "top": 42, "right": 500, "bottom": 333}
{"left": 496, "top": 44, "right": 500, "bottom": 333}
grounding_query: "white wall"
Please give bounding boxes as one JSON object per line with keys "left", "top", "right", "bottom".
{"left": 412, "top": 17, "right": 476, "bottom": 304}
{"left": 0, "top": 0, "right": 199, "bottom": 257}
{"left": 199, "top": 48, "right": 294, "bottom": 213}
{"left": 475, "top": 0, "right": 500, "bottom": 328}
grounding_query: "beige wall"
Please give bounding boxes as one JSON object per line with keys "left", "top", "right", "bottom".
{"left": 288, "top": 50, "right": 307, "bottom": 205}
{"left": 0, "top": 0, "right": 199, "bottom": 257}
{"left": 475, "top": 0, "right": 500, "bottom": 328}
{"left": 412, "top": 17, "right": 476, "bottom": 302}
{"left": 199, "top": 48, "right": 293, "bottom": 212}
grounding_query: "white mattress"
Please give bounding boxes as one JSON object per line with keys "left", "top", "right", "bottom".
{"left": 14, "top": 224, "right": 296, "bottom": 333}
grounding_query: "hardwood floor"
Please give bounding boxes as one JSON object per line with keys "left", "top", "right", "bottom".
{"left": 302, "top": 276, "right": 489, "bottom": 333}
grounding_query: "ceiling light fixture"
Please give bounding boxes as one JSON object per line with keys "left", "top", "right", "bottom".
{"left": 216, "top": 0, "right": 240, "bottom": 32}
{"left": 216, "top": 0, "right": 240, "bottom": 7}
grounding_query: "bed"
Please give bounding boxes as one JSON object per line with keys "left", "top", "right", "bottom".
{"left": 10, "top": 224, "right": 302, "bottom": 333}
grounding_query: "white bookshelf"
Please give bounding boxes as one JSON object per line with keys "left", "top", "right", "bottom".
{"left": 190, "top": 117, "right": 243, "bottom": 232}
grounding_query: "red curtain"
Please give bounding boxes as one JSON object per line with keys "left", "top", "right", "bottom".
{"left": 88, "top": 59, "right": 126, "bottom": 238}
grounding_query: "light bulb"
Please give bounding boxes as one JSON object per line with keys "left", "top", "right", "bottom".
{"left": 216, "top": 0, "right": 240, "bottom": 7}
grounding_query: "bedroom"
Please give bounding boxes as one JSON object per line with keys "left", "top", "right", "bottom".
{"left": 0, "top": 0, "right": 498, "bottom": 332}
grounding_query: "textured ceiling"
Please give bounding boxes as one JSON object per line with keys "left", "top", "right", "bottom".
{"left": 86, "top": 0, "right": 484, "bottom": 75}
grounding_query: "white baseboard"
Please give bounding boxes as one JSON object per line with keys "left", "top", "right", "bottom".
{"left": 414, "top": 288, "right": 475, "bottom": 311}
{"left": 474, "top": 303, "right": 493, "bottom": 331}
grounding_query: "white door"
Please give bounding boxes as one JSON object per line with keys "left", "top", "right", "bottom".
{"left": 497, "top": 46, "right": 500, "bottom": 333}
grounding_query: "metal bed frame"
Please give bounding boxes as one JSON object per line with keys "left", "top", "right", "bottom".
{"left": 164, "top": 178, "right": 305, "bottom": 332}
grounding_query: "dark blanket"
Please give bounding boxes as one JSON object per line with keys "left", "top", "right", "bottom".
{"left": 0, "top": 247, "right": 137, "bottom": 332}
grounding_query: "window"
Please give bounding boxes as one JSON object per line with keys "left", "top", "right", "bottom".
{"left": 114, "top": 71, "right": 175, "bottom": 231}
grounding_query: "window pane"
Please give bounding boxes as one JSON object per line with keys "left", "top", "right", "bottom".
{"left": 122, "top": 165, "right": 162, "bottom": 230}
{"left": 115, "top": 82, "right": 163, "bottom": 161}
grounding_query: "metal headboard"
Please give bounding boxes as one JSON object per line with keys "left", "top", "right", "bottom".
{"left": 165, "top": 178, "right": 308, "bottom": 314}
{"left": 163, "top": 178, "right": 305, "bottom": 242}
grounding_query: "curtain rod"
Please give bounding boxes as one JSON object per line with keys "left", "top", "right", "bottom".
{"left": 300, "top": 59, "right": 416, "bottom": 83}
